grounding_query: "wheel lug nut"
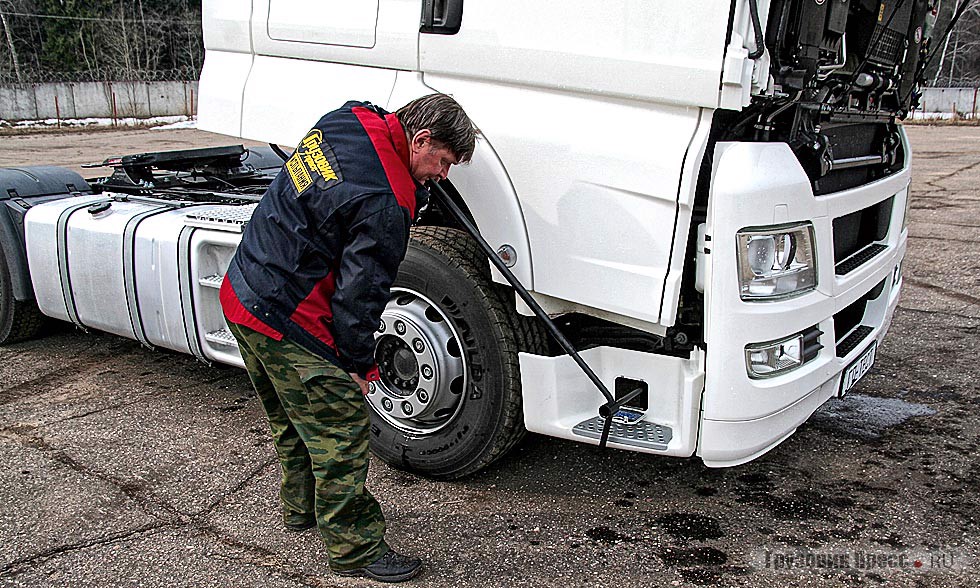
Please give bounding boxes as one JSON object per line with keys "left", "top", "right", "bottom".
{"left": 418, "top": 390, "right": 429, "bottom": 402}
{"left": 368, "top": 382, "right": 376, "bottom": 393}
{"left": 382, "top": 398, "right": 393, "bottom": 411}
{"left": 413, "top": 338, "right": 425, "bottom": 353}
{"left": 421, "top": 365, "right": 433, "bottom": 379}
{"left": 377, "top": 320, "right": 386, "bottom": 333}
{"left": 402, "top": 401, "right": 414, "bottom": 415}
{"left": 395, "top": 321, "right": 406, "bottom": 335}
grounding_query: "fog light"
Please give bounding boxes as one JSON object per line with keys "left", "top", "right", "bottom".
{"left": 737, "top": 223, "right": 816, "bottom": 300}
{"left": 746, "top": 334, "right": 804, "bottom": 379}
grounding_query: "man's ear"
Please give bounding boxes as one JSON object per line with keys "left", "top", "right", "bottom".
{"left": 411, "top": 129, "right": 432, "bottom": 152}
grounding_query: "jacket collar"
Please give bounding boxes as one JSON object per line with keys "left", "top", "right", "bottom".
{"left": 385, "top": 112, "right": 429, "bottom": 216}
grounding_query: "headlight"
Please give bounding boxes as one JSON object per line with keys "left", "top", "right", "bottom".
{"left": 737, "top": 223, "right": 816, "bottom": 300}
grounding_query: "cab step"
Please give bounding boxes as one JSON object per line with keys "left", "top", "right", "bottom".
{"left": 205, "top": 328, "right": 238, "bottom": 347}
{"left": 572, "top": 416, "right": 672, "bottom": 450}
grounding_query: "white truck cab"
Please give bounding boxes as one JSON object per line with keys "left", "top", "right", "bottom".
{"left": 0, "top": 0, "right": 928, "bottom": 477}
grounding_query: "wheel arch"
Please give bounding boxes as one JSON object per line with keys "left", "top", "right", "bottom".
{"left": 388, "top": 75, "right": 534, "bottom": 290}
{"left": 417, "top": 138, "right": 534, "bottom": 290}
{"left": 0, "top": 166, "right": 91, "bottom": 301}
{"left": 0, "top": 204, "right": 32, "bottom": 301}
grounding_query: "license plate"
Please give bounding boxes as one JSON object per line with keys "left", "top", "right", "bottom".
{"left": 839, "top": 341, "right": 877, "bottom": 397}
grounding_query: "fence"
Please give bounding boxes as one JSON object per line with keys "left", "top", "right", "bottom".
{"left": 915, "top": 87, "right": 979, "bottom": 119}
{"left": 0, "top": 81, "right": 198, "bottom": 122}
{"left": 2, "top": 81, "right": 975, "bottom": 123}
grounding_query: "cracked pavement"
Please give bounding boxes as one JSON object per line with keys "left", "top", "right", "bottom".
{"left": 0, "top": 124, "right": 978, "bottom": 587}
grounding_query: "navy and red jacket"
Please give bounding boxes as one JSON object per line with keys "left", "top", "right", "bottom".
{"left": 220, "top": 101, "right": 427, "bottom": 379}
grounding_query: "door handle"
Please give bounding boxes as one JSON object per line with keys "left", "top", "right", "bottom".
{"left": 421, "top": 0, "right": 463, "bottom": 35}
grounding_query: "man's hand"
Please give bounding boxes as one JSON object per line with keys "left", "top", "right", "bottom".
{"left": 349, "top": 372, "right": 371, "bottom": 396}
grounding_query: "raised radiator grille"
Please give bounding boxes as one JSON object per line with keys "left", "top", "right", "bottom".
{"left": 869, "top": 26, "right": 904, "bottom": 65}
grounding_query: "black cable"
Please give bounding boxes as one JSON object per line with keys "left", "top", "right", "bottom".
{"left": 748, "top": 0, "right": 766, "bottom": 60}
{"left": 205, "top": 174, "right": 238, "bottom": 189}
{"left": 269, "top": 144, "right": 291, "bottom": 162}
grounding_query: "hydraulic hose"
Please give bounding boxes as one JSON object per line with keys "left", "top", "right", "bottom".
{"left": 748, "top": 0, "right": 766, "bottom": 60}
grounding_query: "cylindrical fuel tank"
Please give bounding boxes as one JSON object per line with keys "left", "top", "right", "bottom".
{"left": 132, "top": 206, "right": 200, "bottom": 354}
{"left": 25, "top": 194, "right": 253, "bottom": 366}
{"left": 24, "top": 194, "right": 107, "bottom": 326}
{"left": 25, "top": 195, "right": 167, "bottom": 340}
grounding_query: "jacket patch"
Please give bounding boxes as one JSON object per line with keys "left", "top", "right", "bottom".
{"left": 287, "top": 129, "right": 344, "bottom": 194}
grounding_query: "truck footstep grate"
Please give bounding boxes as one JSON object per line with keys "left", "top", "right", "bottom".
{"left": 205, "top": 328, "right": 238, "bottom": 347}
{"left": 185, "top": 204, "right": 258, "bottom": 232}
{"left": 572, "top": 417, "right": 672, "bottom": 450}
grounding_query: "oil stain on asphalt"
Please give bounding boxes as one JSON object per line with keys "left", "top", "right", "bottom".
{"left": 809, "top": 392, "right": 937, "bottom": 439}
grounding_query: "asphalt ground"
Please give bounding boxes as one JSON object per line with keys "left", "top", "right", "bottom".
{"left": 0, "top": 124, "right": 977, "bottom": 587}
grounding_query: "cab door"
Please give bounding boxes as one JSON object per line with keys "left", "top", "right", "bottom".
{"left": 236, "top": 0, "right": 419, "bottom": 145}
{"left": 267, "top": 0, "right": 379, "bottom": 48}
{"left": 254, "top": 0, "right": 418, "bottom": 69}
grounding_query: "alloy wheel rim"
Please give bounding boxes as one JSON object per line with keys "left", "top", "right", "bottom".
{"left": 368, "top": 288, "right": 468, "bottom": 435}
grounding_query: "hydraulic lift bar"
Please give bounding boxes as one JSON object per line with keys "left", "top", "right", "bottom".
{"left": 426, "top": 181, "right": 644, "bottom": 449}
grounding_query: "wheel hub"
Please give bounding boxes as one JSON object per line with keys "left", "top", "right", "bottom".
{"left": 375, "top": 337, "right": 419, "bottom": 395}
{"left": 368, "top": 289, "right": 466, "bottom": 434}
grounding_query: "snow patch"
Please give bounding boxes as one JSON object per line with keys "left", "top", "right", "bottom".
{"left": 908, "top": 111, "right": 974, "bottom": 120}
{"left": 151, "top": 117, "right": 198, "bottom": 130}
{"left": 0, "top": 116, "right": 195, "bottom": 129}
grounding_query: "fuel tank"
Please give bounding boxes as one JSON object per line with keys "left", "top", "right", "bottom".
{"left": 25, "top": 195, "right": 151, "bottom": 338}
{"left": 24, "top": 194, "right": 252, "bottom": 366}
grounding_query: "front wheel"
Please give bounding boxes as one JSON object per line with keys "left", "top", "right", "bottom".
{"left": 367, "top": 227, "right": 545, "bottom": 479}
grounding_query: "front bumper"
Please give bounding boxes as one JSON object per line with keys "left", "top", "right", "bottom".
{"left": 697, "top": 136, "right": 910, "bottom": 466}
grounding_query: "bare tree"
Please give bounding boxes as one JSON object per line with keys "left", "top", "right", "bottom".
{"left": 930, "top": 0, "right": 980, "bottom": 86}
{"left": 0, "top": 2, "right": 23, "bottom": 82}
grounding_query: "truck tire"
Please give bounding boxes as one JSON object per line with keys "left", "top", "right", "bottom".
{"left": 367, "top": 226, "right": 546, "bottom": 479}
{"left": 0, "top": 240, "right": 44, "bottom": 344}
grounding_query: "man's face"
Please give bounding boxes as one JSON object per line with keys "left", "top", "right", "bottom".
{"left": 408, "top": 130, "right": 459, "bottom": 184}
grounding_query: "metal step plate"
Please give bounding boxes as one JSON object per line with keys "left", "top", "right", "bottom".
{"left": 184, "top": 204, "right": 258, "bottom": 232}
{"left": 199, "top": 274, "right": 224, "bottom": 289}
{"left": 205, "top": 328, "right": 238, "bottom": 347}
{"left": 572, "top": 416, "right": 672, "bottom": 450}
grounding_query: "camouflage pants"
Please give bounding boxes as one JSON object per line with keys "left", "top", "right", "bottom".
{"left": 227, "top": 321, "right": 388, "bottom": 571}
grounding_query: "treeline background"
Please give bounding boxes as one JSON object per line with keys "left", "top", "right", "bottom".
{"left": 0, "top": 0, "right": 201, "bottom": 83}
{"left": 0, "top": 0, "right": 978, "bottom": 86}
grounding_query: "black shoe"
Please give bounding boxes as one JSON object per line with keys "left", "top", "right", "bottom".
{"left": 334, "top": 549, "right": 423, "bottom": 583}
{"left": 283, "top": 515, "right": 316, "bottom": 532}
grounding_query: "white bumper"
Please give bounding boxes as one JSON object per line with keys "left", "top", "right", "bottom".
{"left": 697, "top": 136, "right": 910, "bottom": 466}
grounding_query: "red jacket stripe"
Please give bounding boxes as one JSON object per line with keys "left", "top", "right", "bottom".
{"left": 288, "top": 270, "right": 339, "bottom": 353}
{"left": 352, "top": 106, "right": 418, "bottom": 219}
{"left": 219, "top": 278, "right": 284, "bottom": 341}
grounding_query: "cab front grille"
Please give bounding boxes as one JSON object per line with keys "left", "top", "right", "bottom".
{"left": 833, "top": 197, "right": 893, "bottom": 275}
